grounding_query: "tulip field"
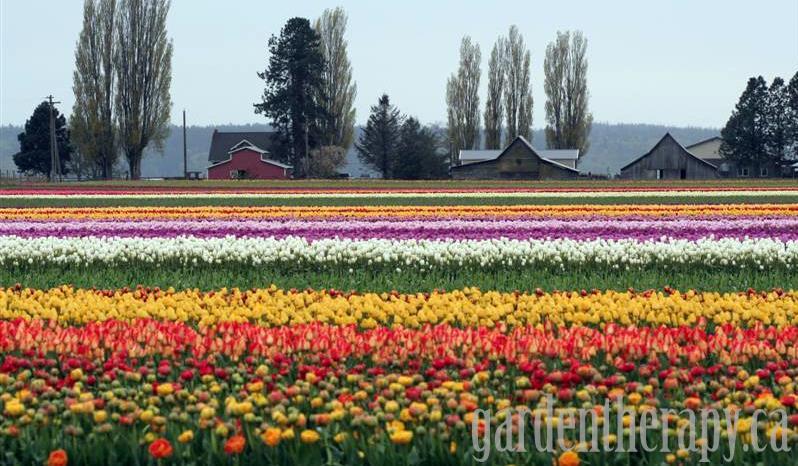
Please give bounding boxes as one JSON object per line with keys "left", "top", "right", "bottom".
{"left": 2, "top": 181, "right": 798, "bottom": 465}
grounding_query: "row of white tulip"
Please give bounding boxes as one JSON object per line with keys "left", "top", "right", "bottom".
{"left": 0, "top": 235, "right": 795, "bottom": 270}
{"left": 3, "top": 190, "right": 798, "bottom": 199}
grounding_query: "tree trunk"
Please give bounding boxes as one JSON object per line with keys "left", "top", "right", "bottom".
{"left": 127, "top": 150, "right": 142, "bottom": 180}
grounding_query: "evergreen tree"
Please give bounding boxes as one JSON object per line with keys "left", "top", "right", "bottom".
{"left": 720, "top": 76, "right": 769, "bottom": 167}
{"left": 13, "top": 102, "right": 73, "bottom": 178}
{"left": 355, "top": 94, "right": 402, "bottom": 178}
{"left": 255, "top": 17, "right": 324, "bottom": 178}
{"left": 786, "top": 71, "right": 798, "bottom": 162}
{"left": 394, "top": 117, "right": 447, "bottom": 179}
{"left": 765, "top": 77, "right": 790, "bottom": 166}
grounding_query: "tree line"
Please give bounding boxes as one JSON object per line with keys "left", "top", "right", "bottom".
{"left": 10, "top": 3, "right": 795, "bottom": 180}
{"left": 720, "top": 73, "right": 798, "bottom": 171}
{"left": 446, "top": 28, "right": 593, "bottom": 163}
{"left": 255, "top": 10, "right": 446, "bottom": 179}
{"left": 13, "top": 0, "right": 173, "bottom": 180}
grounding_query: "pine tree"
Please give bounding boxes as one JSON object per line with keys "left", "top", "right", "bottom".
{"left": 786, "top": 71, "right": 798, "bottom": 162}
{"left": 13, "top": 102, "right": 73, "bottom": 178}
{"left": 765, "top": 77, "right": 790, "bottom": 167}
{"left": 394, "top": 117, "right": 447, "bottom": 179}
{"left": 720, "top": 76, "right": 769, "bottom": 167}
{"left": 255, "top": 17, "right": 324, "bottom": 178}
{"left": 355, "top": 94, "right": 402, "bottom": 178}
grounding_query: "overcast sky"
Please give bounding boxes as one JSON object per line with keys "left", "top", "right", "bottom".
{"left": 1, "top": 0, "right": 796, "bottom": 129}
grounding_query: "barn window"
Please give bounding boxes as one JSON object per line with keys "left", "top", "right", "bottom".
{"left": 760, "top": 167, "right": 768, "bottom": 177}
{"left": 737, "top": 167, "right": 749, "bottom": 177}
{"left": 656, "top": 169, "right": 663, "bottom": 180}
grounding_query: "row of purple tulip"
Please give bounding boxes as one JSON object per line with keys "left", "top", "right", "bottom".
{"left": 2, "top": 217, "right": 796, "bottom": 241}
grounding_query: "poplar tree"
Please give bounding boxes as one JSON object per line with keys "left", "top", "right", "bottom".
{"left": 543, "top": 30, "right": 593, "bottom": 156}
{"left": 114, "top": 0, "right": 173, "bottom": 179}
{"left": 503, "top": 26, "right": 533, "bottom": 144}
{"left": 483, "top": 37, "right": 506, "bottom": 150}
{"left": 314, "top": 7, "right": 357, "bottom": 150}
{"left": 446, "top": 36, "right": 481, "bottom": 161}
{"left": 71, "top": 0, "right": 118, "bottom": 179}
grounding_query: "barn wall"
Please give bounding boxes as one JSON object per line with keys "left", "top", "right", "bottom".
{"left": 451, "top": 140, "right": 577, "bottom": 180}
{"left": 619, "top": 137, "right": 718, "bottom": 180}
{"left": 208, "top": 149, "right": 288, "bottom": 180}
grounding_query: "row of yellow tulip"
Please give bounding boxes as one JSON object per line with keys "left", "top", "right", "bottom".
{"left": 2, "top": 286, "right": 796, "bottom": 328}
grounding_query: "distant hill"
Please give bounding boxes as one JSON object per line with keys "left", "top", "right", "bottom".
{"left": 0, "top": 122, "right": 719, "bottom": 178}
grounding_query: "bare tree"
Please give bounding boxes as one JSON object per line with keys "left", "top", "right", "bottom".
{"left": 308, "top": 145, "right": 347, "bottom": 178}
{"left": 71, "top": 0, "right": 117, "bottom": 179}
{"left": 114, "top": 0, "right": 173, "bottom": 179}
{"left": 483, "top": 37, "right": 506, "bottom": 150}
{"left": 503, "top": 25, "right": 533, "bottom": 144}
{"left": 446, "top": 36, "right": 481, "bottom": 164}
{"left": 314, "top": 7, "right": 357, "bottom": 150}
{"left": 544, "top": 30, "right": 592, "bottom": 155}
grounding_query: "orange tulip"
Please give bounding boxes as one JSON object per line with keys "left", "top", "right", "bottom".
{"left": 47, "top": 450, "right": 68, "bottom": 466}
{"left": 224, "top": 435, "right": 246, "bottom": 455}
{"left": 558, "top": 450, "right": 580, "bottom": 466}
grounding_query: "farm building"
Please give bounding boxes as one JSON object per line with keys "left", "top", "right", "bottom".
{"left": 619, "top": 133, "right": 718, "bottom": 180}
{"left": 206, "top": 131, "right": 291, "bottom": 180}
{"left": 686, "top": 136, "right": 781, "bottom": 178}
{"left": 450, "top": 136, "right": 579, "bottom": 180}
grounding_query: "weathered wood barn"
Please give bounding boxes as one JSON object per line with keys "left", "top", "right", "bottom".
{"left": 619, "top": 133, "right": 718, "bottom": 180}
{"left": 450, "top": 136, "right": 579, "bottom": 180}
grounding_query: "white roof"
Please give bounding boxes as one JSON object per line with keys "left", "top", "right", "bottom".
{"left": 537, "top": 149, "right": 579, "bottom": 160}
{"left": 458, "top": 148, "right": 579, "bottom": 163}
{"left": 459, "top": 150, "right": 501, "bottom": 162}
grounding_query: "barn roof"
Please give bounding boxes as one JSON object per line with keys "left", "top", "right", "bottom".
{"left": 452, "top": 136, "right": 579, "bottom": 173}
{"left": 685, "top": 136, "right": 722, "bottom": 150}
{"left": 208, "top": 131, "right": 277, "bottom": 163}
{"left": 619, "top": 133, "right": 718, "bottom": 172}
{"left": 458, "top": 147, "right": 579, "bottom": 164}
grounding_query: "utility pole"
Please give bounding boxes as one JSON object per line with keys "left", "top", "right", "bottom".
{"left": 182, "top": 109, "right": 188, "bottom": 179}
{"left": 46, "top": 95, "right": 62, "bottom": 182}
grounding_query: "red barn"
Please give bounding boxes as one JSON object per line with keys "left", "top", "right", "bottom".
{"left": 206, "top": 131, "right": 292, "bottom": 180}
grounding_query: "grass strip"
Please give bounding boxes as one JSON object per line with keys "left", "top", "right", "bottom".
{"left": 4, "top": 264, "right": 795, "bottom": 292}
{"left": 3, "top": 194, "right": 798, "bottom": 208}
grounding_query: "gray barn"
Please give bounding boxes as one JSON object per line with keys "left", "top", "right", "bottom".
{"left": 619, "top": 133, "right": 718, "bottom": 180}
{"left": 450, "top": 136, "right": 579, "bottom": 180}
